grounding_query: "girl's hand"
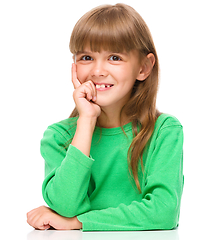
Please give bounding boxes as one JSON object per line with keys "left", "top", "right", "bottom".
{"left": 71, "top": 63, "right": 101, "bottom": 119}
{"left": 27, "top": 206, "right": 82, "bottom": 230}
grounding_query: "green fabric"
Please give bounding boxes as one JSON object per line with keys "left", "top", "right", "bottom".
{"left": 41, "top": 113, "right": 184, "bottom": 231}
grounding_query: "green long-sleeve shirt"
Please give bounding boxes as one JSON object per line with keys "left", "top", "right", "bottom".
{"left": 41, "top": 113, "right": 184, "bottom": 231}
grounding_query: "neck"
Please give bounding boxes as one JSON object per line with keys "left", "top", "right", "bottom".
{"left": 97, "top": 106, "right": 129, "bottom": 128}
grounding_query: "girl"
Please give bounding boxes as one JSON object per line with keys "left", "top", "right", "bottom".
{"left": 27, "top": 3, "right": 184, "bottom": 231}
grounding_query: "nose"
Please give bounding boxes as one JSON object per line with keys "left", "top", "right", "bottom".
{"left": 90, "top": 60, "right": 108, "bottom": 78}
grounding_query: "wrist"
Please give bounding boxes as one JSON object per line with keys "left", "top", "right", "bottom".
{"left": 77, "top": 116, "right": 97, "bottom": 130}
{"left": 72, "top": 216, "right": 82, "bottom": 230}
{"left": 71, "top": 116, "right": 96, "bottom": 157}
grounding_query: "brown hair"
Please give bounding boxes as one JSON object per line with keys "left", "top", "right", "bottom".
{"left": 69, "top": 3, "right": 160, "bottom": 192}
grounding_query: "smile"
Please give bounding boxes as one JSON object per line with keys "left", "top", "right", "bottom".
{"left": 95, "top": 83, "right": 114, "bottom": 91}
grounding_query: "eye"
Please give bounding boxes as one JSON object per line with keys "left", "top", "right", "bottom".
{"left": 81, "top": 55, "right": 93, "bottom": 61}
{"left": 109, "top": 55, "right": 121, "bottom": 61}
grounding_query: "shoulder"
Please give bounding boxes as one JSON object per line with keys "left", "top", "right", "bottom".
{"left": 144, "top": 113, "right": 184, "bottom": 170}
{"left": 150, "top": 113, "right": 183, "bottom": 144}
{"left": 154, "top": 113, "right": 183, "bottom": 132}
{"left": 42, "top": 117, "right": 78, "bottom": 142}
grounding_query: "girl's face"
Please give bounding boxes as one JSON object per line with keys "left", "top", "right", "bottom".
{"left": 75, "top": 48, "right": 142, "bottom": 110}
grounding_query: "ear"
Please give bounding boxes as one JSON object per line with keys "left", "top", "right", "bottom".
{"left": 136, "top": 53, "right": 155, "bottom": 81}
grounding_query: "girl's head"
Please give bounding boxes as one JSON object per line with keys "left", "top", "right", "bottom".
{"left": 69, "top": 3, "right": 160, "bottom": 192}
{"left": 69, "top": 3, "right": 159, "bottom": 115}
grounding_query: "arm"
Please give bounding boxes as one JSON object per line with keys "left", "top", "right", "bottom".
{"left": 71, "top": 116, "right": 97, "bottom": 157}
{"left": 77, "top": 125, "right": 184, "bottom": 231}
{"left": 41, "top": 127, "right": 94, "bottom": 217}
{"left": 70, "top": 63, "right": 101, "bottom": 156}
{"left": 27, "top": 64, "right": 101, "bottom": 230}
{"left": 42, "top": 64, "right": 100, "bottom": 217}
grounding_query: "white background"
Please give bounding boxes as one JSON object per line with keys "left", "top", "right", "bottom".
{"left": 0, "top": 0, "right": 206, "bottom": 239}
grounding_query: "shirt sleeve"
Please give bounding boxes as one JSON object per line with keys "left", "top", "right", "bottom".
{"left": 41, "top": 126, "right": 94, "bottom": 217}
{"left": 77, "top": 125, "right": 184, "bottom": 231}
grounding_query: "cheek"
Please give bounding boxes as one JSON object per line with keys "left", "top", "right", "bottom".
{"left": 113, "top": 66, "right": 136, "bottom": 86}
{"left": 115, "top": 71, "right": 137, "bottom": 92}
{"left": 76, "top": 65, "right": 89, "bottom": 84}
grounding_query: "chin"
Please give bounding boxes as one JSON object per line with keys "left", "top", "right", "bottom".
{"left": 95, "top": 97, "right": 118, "bottom": 110}
{"left": 95, "top": 99, "right": 109, "bottom": 108}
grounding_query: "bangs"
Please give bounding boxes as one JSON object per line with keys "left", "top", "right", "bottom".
{"left": 70, "top": 5, "right": 141, "bottom": 54}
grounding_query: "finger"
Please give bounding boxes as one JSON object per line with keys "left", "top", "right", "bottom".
{"left": 71, "top": 63, "right": 81, "bottom": 89}
{"left": 86, "top": 80, "right": 97, "bottom": 101}
{"left": 27, "top": 209, "right": 38, "bottom": 225}
{"left": 26, "top": 206, "right": 43, "bottom": 220}
{"left": 83, "top": 83, "right": 94, "bottom": 101}
{"left": 32, "top": 213, "right": 51, "bottom": 230}
{"left": 34, "top": 225, "right": 50, "bottom": 230}
{"left": 27, "top": 213, "right": 38, "bottom": 228}
{"left": 27, "top": 206, "right": 46, "bottom": 229}
{"left": 34, "top": 220, "right": 50, "bottom": 230}
{"left": 42, "top": 224, "right": 51, "bottom": 230}
{"left": 89, "top": 81, "right": 97, "bottom": 101}
{"left": 27, "top": 207, "right": 39, "bottom": 216}
{"left": 87, "top": 81, "right": 97, "bottom": 101}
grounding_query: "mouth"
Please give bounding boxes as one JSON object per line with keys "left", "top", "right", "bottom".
{"left": 94, "top": 83, "right": 114, "bottom": 90}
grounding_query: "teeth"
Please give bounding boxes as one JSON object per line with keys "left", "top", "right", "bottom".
{"left": 96, "top": 84, "right": 112, "bottom": 89}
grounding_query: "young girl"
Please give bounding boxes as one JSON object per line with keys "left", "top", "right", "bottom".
{"left": 27, "top": 3, "right": 183, "bottom": 231}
